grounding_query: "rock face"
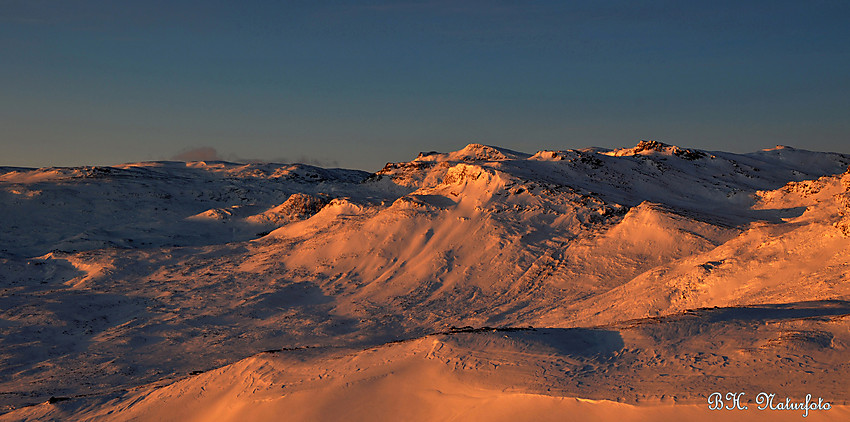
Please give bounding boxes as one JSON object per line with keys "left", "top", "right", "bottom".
{"left": 2, "top": 143, "right": 850, "bottom": 419}
{"left": 603, "top": 140, "right": 707, "bottom": 160}
{"left": 247, "top": 193, "right": 331, "bottom": 225}
{"left": 834, "top": 168, "right": 850, "bottom": 236}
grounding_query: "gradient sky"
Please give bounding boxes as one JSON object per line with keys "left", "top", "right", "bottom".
{"left": 2, "top": 0, "right": 849, "bottom": 171}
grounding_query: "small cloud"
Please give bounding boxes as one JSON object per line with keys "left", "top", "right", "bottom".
{"left": 172, "top": 147, "right": 222, "bottom": 162}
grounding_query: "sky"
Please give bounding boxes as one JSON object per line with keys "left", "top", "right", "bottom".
{"left": 2, "top": 0, "right": 849, "bottom": 171}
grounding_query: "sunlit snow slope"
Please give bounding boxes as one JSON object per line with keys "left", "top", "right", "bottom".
{"left": 2, "top": 141, "right": 849, "bottom": 420}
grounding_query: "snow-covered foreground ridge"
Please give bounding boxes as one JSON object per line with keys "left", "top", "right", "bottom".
{"left": 2, "top": 141, "right": 850, "bottom": 420}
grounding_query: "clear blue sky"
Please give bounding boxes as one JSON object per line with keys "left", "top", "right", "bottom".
{"left": 2, "top": 0, "right": 849, "bottom": 170}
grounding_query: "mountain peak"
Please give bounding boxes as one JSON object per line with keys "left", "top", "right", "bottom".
{"left": 414, "top": 144, "right": 531, "bottom": 163}
{"left": 762, "top": 145, "right": 795, "bottom": 151}
{"left": 604, "top": 140, "right": 707, "bottom": 160}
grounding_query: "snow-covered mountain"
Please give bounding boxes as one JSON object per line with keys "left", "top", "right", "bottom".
{"left": 2, "top": 141, "right": 849, "bottom": 420}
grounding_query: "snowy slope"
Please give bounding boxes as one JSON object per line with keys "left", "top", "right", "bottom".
{"left": 550, "top": 166, "right": 850, "bottom": 326}
{"left": 0, "top": 161, "right": 370, "bottom": 257}
{"left": 9, "top": 301, "right": 849, "bottom": 421}
{"left": 1, "top": 141, "right": 849, "bottom": 418}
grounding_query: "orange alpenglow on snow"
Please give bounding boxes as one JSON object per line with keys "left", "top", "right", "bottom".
{"left": 2, "top": 142, "right": 849, "bottom": 421}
